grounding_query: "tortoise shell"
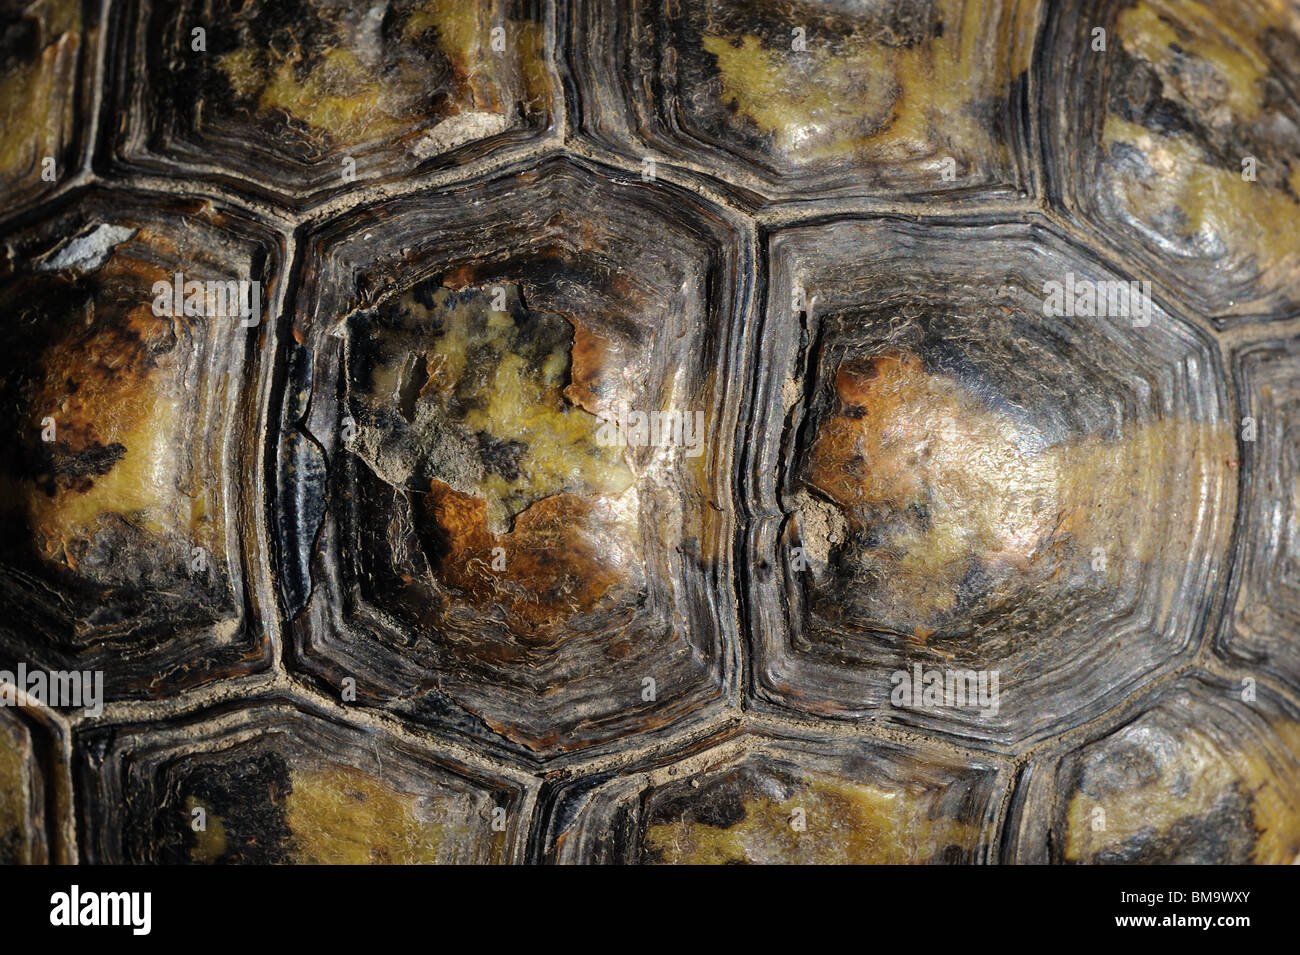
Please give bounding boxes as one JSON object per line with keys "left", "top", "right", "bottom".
{"left": 0, "top": 0, "right": 1297, "bottom": 865}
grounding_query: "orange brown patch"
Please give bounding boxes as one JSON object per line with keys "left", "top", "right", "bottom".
{"left": 420, "top": 480, "right": 636, "bottom": 635}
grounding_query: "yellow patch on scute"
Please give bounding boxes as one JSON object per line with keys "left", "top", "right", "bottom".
{"left": 702, "top": 0, "right": 1029, "bottom": 170}
{"left": 1064, "top": 720, "right": 1300, "bottom": 864}
{"left": 1102, "top": 1, "right": 1300, "bottom": 300}
{"left": 1102, "top": 117, "right": 1300, "bottom": 283}
{"left": 16, "top": 251, "right": 221, "bottom": 569}
{"left": 255, "top": 48, "right": 412, "bottom": 142}
{"left": 399, "top": 286, "right": 634, "bottom": 532}
{"left": 285, "top": 764, "right": 477, "bottom": 865}
{"left": 804, "top": 351, "right": 1229, "bottom": 625}
{"left": 1117, "top": 1, "right": 1269, "bottom": 121}
{"left": 217, "top": 0, "right": 549, "bottom": 145}
{"left": 185, "top": 796, "right": 228, "bottom": 863}
{"left": 645, "top": 774, "right": 976, "bottom": 865}
{"left": 0, "top": 0, "right": 80, "bottom": 184}
{"left": 0, "top": 721, "right": 31, "bottom": 863}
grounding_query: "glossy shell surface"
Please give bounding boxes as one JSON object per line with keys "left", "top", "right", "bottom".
{"left": 0, "top": 0, "right": 1297, "bottom": 864}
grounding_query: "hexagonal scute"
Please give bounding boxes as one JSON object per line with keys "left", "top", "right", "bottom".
{"left": 534, "top": 729, "right": 1008, "bottom": 863}
{"left": 0, "top": 702, "right": 72, "bottom": 864}
{"left": 1042, "top": 0, "right": 1300, "bottom": 323}
{"left": 1219, "top": 339, "right": 1300, "bottom": 692}
{"left": 0, "top": 0, "right": 94, "bottom": 212}
{"left": 746, "top": 218, "right": 1235, "bottom": 745}
{"left": 278, "top": 157, "right": 745, "bottom": 756}
{"left": 76, "top": 699, "right": 527, "bottom": 863}
{"left": 1006, "top": 674, "right": 1300, "bottom": 864}
{"left": 105, "top": 0, "right": 558, "bottom": 204}
{"left": 571, "top": 0, "right": 1040, "bottom": 202}
{"left": 0, "top": 191, "right": 280, "bottom": 698}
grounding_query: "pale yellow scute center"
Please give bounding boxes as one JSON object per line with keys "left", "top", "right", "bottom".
{"left": 645, "top": 775, "right": 976, "bottom": 864}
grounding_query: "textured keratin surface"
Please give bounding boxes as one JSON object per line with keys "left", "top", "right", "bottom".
{"left": 0, "top": 0, "right": 1297, "bottom": 865}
